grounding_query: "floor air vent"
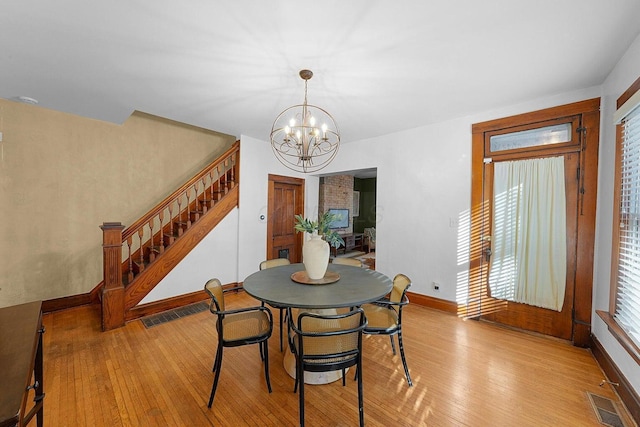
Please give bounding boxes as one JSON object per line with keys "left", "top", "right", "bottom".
{"left": 587, "top": 392, "right": 626, "bottom": 427}
{"left": 140, "top": 301, "right": 209, "bottom": 328}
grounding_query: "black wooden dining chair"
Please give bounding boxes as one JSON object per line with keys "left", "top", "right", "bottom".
{"left": 259, "top": 258, "right": 291, "bottom": 352}
{"left": 289, "top": 308, "right": 367, "bottom": 427}
{"left": 360, "top": 273, "right": 413, "bottom": 386}
{"left": 204, "top": 278, "right": 273, "bottom": 408}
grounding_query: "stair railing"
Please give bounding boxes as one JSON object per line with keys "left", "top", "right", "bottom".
{"left": 100, "top": 141, "right": 239, "bottom": 330}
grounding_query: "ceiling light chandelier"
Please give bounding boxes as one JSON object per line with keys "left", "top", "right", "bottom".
{"left": 270, "top": 69, "right": 340, "bottom": 173}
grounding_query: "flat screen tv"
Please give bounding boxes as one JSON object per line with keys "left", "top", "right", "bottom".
{"left": 327, "top": 208, "right": 349, "bottom": 229}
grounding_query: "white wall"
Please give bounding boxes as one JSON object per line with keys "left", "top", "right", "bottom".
{"left": 237, "top": 135, "right": 319, "bottom": 281}
{"left": 140, "top": 207, "right": 240, "bottom": 303}
{"left": 592, "top": 33, "right": 640, "bottom": 395}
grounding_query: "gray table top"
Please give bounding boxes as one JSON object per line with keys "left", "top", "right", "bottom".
{"left": 243, "top": 263, "right": 393, "bottom": 309}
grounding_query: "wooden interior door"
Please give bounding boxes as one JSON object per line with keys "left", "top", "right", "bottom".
{"left": 469, "top": 99, "right": 600, "bottom": 345}
{"left": 267, "top": 174, "right": 304, "bottom": 263}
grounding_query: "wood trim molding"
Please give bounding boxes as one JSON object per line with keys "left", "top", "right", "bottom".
{"left": 126, "top": 282, "right": 242, "bottom": 321}
{"left": 472, "top": 98, "right": 600, "bottom": 133}
{"left": 42, "top": 293, "right": 94, "bottom": 313}
{"left": 596, "top": 310, "right": 640, "bottom": 365}
{"left": 127, "top": 289, "right": 209, "bottom": 321}
{"left": 408, "top": 291, "right": 459, "bottom": 314}
{"left": 590, "top": 333, "right": 640, "bottom": 423}
{"left": 617, "top": 74, "right": 640, "bottom": 109}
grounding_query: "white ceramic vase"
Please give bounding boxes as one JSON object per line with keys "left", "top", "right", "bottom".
{"left": 303, "top": 232, "right": 330, "bottom": 279}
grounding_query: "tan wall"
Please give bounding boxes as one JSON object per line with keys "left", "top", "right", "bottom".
{"left": 0, "top": 99, "right": 235, "bottom": 307}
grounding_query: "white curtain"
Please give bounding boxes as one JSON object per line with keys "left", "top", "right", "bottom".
{"left": 488, "top": 156, "right": 567, "bottom": 311}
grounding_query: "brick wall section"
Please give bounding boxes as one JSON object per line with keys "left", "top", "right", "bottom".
{"left": 319, "top": 175, "right": 354, "bottom": 234}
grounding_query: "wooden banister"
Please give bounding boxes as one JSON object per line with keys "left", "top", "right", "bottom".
{"left": 122, "top": 141, "right": 239, "bottom": 241}
{"left": 100, "top": 222, "right": 125, "bottom": 331}
{"left": 101, "top": 141, "right": 240, "bottom": 331}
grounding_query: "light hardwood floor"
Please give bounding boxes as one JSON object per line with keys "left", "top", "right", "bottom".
{"left": 40, "top": 291, "right": 635, "bottom": 426}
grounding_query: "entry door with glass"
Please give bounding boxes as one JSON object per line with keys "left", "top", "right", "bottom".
{"left": 469, "top": 99, "right": 600, "bottom": 343}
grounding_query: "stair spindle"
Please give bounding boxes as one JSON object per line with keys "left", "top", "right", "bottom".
{"left": 216, "top": 166, "right": 222, "bottom": 201}
{"left": 229, "top": 154, "right": 236, "bottom": 188}
{"left": 148, "top": 219, "right": 155, "bottom": 263}
{"left": 192, "top": 183, "right": 200, "bottom": 221}
{"left": 137, "top": 228, "right": 145, "bottom": 272}
{"left": 126, "top": 237, "right": 134, "bottom": 283}
{"left": 200, "top": 178, "right": 208, "bottom": 214}
{"left": 186, "top": 191, "right": 192, "bottom": 228}
{"left": 158, "top": 210, "right": 165, "bottom": 253}
{"left": 167, "top": 203, "right": 175, "bottom": 244}
{"left": 176, "top": 198, "right": 184, "bottom": 236}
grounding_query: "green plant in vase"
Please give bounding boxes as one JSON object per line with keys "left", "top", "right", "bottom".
{"left": 294, "top": 211, "right": 346, "bottom": 279}
{"left": 294, "top": 211, "right": 345, "bottom": 248}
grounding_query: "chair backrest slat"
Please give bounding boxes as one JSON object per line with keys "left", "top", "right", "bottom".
{"left": 260, "top": 258, "right": 291, "bottom": 270}
{"left": 332, "top": 257, "right": 363, "bottom": 267}
{"left": 204, "top": 278, "right": 225, "bottom": 311}
{"left": 390, "top": 273, "right": 411, "bottom": 303}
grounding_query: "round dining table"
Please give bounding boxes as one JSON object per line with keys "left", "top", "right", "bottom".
{"left": 243, "top": 262, "right": 393, "bottom": 384}
{"left": 243, "top": 262, "right": 392, "bottom": 309}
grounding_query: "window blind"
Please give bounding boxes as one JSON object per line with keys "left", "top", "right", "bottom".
{"left": 615, "top": 103, "right": 640, "bottom": 347}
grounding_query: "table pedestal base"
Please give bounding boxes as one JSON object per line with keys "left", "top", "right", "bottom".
{"left": 283, "top": 346, "right": 346, "bottom": 384}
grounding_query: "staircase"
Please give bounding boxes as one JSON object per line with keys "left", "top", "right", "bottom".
{"left": 100, "top": 141, "right": 239, "bottom": 331}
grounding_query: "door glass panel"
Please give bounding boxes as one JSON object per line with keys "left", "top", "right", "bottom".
{"left": 490, "top": 123, "right": 572, "bottom": 152}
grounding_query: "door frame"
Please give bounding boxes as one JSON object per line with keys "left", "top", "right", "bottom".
{"left": 469, "top": 98, "right": 600, "bottom": 346}
{"left": 267, "top": 174, "right": 305, "bottom": 263}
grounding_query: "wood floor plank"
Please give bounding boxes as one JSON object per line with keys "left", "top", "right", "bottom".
{"left": 39, "top": 291, "right": 636, "bottom": 426}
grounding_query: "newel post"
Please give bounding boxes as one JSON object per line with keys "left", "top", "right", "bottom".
{"left": 100, "top": 222, "right": 125, "bottom": 331}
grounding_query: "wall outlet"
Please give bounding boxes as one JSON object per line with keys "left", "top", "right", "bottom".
{"left": 432, "top": 281, "right": 440, "bottom": 291}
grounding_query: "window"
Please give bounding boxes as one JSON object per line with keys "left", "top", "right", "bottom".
{"left": 489, "top": 122, "right": 572, "bottom": 152}
{"left": 605, "top": 75, "right": 640, "bottom": 362}
{"left": 615, "top": 104, "right": 640, "bottom": 348}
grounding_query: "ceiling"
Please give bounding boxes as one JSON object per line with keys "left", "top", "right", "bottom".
{"left": 2, "top": 1, "right": 640, "bottom": 145}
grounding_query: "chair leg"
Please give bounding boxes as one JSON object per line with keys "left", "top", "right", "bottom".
{"left": 208, "top": 344, "right": 224, "bottom": 408}
{"left": 357, "top": 357, "right": 365, "bottom": 427}
{"left": 342, "top": 368, "right": 346, "bottom": 386}
{"left": 263, "top": 340, "right": 272, "bottom": 393}
{"left": 212, "top": 343, "right": 222, "bottom": 372}
{"left": 397, "top": 330, "right": 413, "bottom": 387}
{"left": 279, "top": 308, "right": 284, "bottom": 352}
{"left": 390, "top": 335, "right": 396, "bottom": 355}
{"left": 298, "top": 359, "right": 305, "bottom": 426}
